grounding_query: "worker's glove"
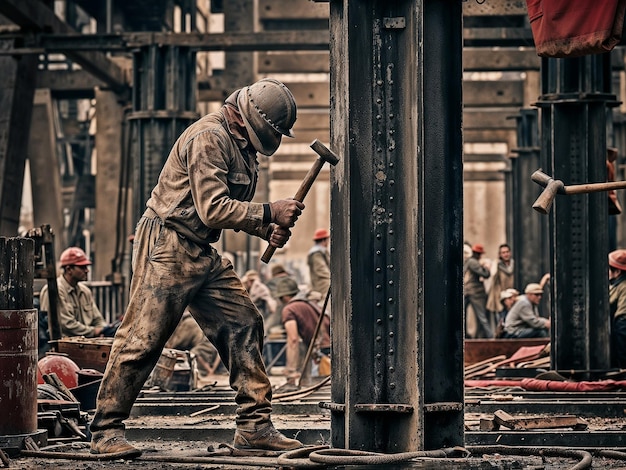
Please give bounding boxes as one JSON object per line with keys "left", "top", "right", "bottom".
{"left": 269, "top": 199, "right": 305, "bottom": 227}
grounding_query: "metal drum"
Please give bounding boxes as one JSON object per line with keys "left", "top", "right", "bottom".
{"left": 0, "top": 309, "right": 38, "bottom": 435}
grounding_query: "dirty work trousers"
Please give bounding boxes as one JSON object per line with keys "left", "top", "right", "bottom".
{"left": 90, "top": 212, "right": 272, "bottom": 437}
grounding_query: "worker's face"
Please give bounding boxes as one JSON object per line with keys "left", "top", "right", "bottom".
{"left": 504, "top": 296, "right": 517, "bottom": 309}
{"left": 610, "top": 267, "right": 622, "bottom": 281}
{"left": 499, "top": 246, "right": 511, "bottom": 262}
{"left": 527, "top": 293, "right": 542, "bottom": 306}
{"left": 68, "top": 264, "right": 89, "bottom": 282}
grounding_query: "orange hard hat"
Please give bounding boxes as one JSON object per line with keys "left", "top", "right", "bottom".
{"left": 313, "top": 228, "right": 330, "bottom": 241}
{"left": 60, "top": 247, "right": 92, "bottom": 267}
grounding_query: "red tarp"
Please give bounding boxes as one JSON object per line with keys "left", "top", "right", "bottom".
{"left": 466, "top": 378, "right": 626, "bottom": 391}
{"left": 526, "top": 0, "right": 626, "bottom": 57}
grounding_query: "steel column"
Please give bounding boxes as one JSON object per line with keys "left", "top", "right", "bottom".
{"left": 538, "top": 55, "right": 614, "bottom": 371}
{"left": 129, "top": 44, "right": 199, "bottom": 223}
{"left": 511, "top": 109, "right": 549, "bottom": 289}
{"left": 328, "top": 0, "right": 463, "bottom": 452}
{"left": 0, "top": 39, "right": 37, "bottom": 236}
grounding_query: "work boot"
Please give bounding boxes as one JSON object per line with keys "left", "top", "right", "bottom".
{"left": 90, "top": 433, "right": 142, "bottom": 459}
{"left": 233, "top": 423, "right": 303, "bottom": 451}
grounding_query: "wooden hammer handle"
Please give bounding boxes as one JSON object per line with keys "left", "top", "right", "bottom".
{"left": 260, "top": 158, "right": 324, "bottom": 264}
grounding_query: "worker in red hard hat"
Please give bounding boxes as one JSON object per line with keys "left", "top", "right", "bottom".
{"left": 39, "top": 247, "right": 119, "bottom": 339}
{"left": 89, "top": 78, "right": 304, "bottom": 459}
{"left": 307, "top": 228, "right": 331, "bottom": 302}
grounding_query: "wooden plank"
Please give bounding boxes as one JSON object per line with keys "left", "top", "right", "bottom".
{"left": 463, "top": 170, "right": 505, "bottom": 182}
{"left": 295, "top": 110, "right": 330, "bottom": 130}
{"left": 94, "top": 89, "right": 126, "bottom": 282}
{"left": 37, "top": 70, "right": 105, "bottom": 99}
{"left": 463, "top": 154, "right": 507, "bottom": 163}
{"left": 258, "top": 51, "right": 330, "bottom": 73}
{"left": 200, "top": 80, "right": 524, "bottom": 108}
{"left": 463, "top": 48, "right": 539, "bottom": 71}
{"left": 259, "top": 0, "right": 329, "bottom": 20}
{"left": 271, "top": 168, "right": 330, "bottom": 181}
{"left": 463, "top": 1, "right": 527, "bottom": 16}
{"left": 464, "top": 129, "right": 517, "bottom": 146}
{"left": 464, "top": 80, "right": 524, "bottom": 107}
{"left": 29, "top": 89, "right": 66, "bottom": 256}
{"left": 464, "top": 108, "right": 519, "bottom": 130}
{"left": 199, "top": 80, "right": 331, "bottom": 107}
{"left": 0, "top": 0, "right": 126, "bottom": 92}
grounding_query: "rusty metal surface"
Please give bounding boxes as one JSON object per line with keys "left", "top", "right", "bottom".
{"left": 329, "top": 0, "right": 464, "bottom": 453}
{"left": 539, "top": 55, "right": 614, "bottom": 371}
{"left": 0, "top": 309, "right": 38, "bottom": 435}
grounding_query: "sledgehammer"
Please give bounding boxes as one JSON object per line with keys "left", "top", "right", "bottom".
{"left": 260, "top": 139, "right": 340, "bottom": 264}
{"left": 532, "top": 169, "right": 626, "bottom": 214}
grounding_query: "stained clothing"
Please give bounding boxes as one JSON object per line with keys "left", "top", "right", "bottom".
{"left": 463, "top": 257, "right": 492, "bottom": 338}
{"left": 39, "top": 275, "right": 105, "bottom": 338}
{"left": 503, "top": 295, "right": 549, "bottom": 338}
{"left": 307, "top": 245, "right": 330, "bottom": 299}
{"left": 486, "top": 260, "right": 515, "bottom": 313}
{"left": 281, "top": 299, "right": 331, "bottom": 350}
{"left": 91, "top": 101, "right": 278, "bottom": 439}
{"left": 610, "top": 274, "right": 626, "bottom": 367}
{"left": 281, "top": 297, "right": 330, "bottom": 376}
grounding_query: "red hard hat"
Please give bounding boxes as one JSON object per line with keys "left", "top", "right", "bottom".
{"left": 60, "top": 247, "right": 92, "bottom": 267}
{"left": 37, "top": 354, "right": 80, "bottom": 388}
{"left": 313, "top": 228, "right": 330, "bottom": 241}
{"left": 609, "top": 249, "right": 626, "bottom": 271}
{"left": 471, "top": 243, "right": 485, "bottom": 254}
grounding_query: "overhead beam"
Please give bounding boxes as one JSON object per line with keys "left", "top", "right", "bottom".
{"left": 0, "top": 0, "right": 126, "bottom": 92}
{"left": 0, "top": 30, "right": 331, "bottom": 53}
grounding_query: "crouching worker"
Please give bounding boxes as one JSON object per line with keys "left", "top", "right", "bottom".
{"left": 276, "top": 278, "right": 330, "bottom": 387}
{"left": 89, "top": 78, "right": 305, "bottom": 458}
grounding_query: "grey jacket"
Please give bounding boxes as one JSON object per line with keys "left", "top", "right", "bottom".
{"left": 504, "top": 294, "right": 548, "bottom": 334}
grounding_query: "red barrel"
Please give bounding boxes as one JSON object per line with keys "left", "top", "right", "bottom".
{"left": 0, "top": 309, "right": 38, "bottom": 435}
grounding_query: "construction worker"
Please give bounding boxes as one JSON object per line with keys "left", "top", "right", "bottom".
{"left": 39, "top": 247, "right": 118, "bottom": 338}
{"left": 307, "top": 228, "right": 331, "bottom": 301}
{"left": 89, "top": 78, "right": 304, "bottom": 458}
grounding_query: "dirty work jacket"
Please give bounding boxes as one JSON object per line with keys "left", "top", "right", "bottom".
{"left": 147, "top": 111, "right": 272, "bottom": 245}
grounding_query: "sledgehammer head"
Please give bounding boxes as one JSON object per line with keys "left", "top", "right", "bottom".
{"left": 531, "top": 169, "right": 565, "bottom": 214}
{"left": 310, "top": 139, "right": 340, "bottom": 166}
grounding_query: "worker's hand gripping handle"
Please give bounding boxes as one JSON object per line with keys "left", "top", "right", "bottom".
{"left": 260, "top": 140, "right": 340, "bottom": 264}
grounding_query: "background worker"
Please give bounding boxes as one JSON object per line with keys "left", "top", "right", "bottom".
{"left": 464, "top": 243, "right": 492, "bottom": 338}
{"left": 89, "top": 78, "right": 305, "bottom": 458}
{"left": 609, "top": 249, "right": 626, "bottom": 367}
{"left": 276, "top": 277, "right": 331, "bottom": 387}
{"left": 494, "top": 288, "right": 519, "bottom": 338}
{"left": 307, "top": 228, "right": 331, "bottom": 301}
{"left": 503, "top": 283, "right": 550, "bottom": 338}
{"left": 486, "top": 243, "right": 515, "bottom": 320}
{"left": 39, "top": 247, "right": 119, "bottom": 338}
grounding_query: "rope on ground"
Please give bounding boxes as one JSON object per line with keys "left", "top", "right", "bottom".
{"left": 304, "top": 446, "right": 463, "bottom": 466}
{"left": 467, "top": 445, "right": 593, "bottom": 470}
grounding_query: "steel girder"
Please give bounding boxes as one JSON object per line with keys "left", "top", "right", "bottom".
{"left": 328, "top": 0, "right": 464, "bottom": 452}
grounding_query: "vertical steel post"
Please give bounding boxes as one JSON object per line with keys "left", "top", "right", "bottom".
{"left": 538, "top": 55, "right": 615, "bottom": 371}
{"left": 511, "top": 109, "right": 549, "bottom": 289}
{"left": 129, "top": 45, "right": 199, "bottom": 223}
{"left": 328, "top": 0, "right": 463, "bottom": 451}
